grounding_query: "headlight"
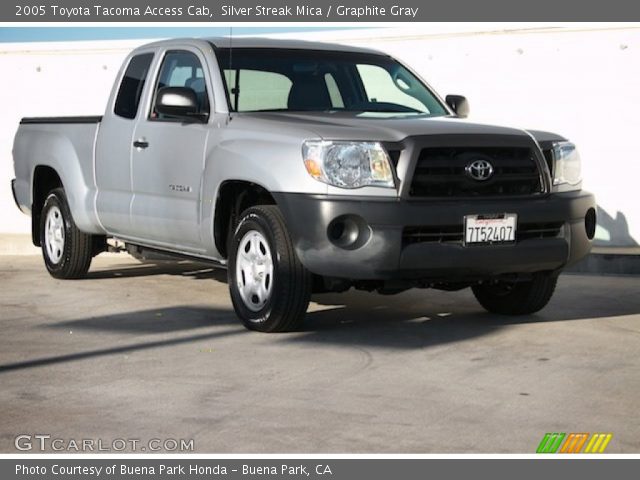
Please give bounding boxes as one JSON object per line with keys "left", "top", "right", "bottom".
{"left": 302, "top": 140, "right": 395, "bottom": 189}
{"left": 551, "top": 141, "right": 582, "bottom": 192}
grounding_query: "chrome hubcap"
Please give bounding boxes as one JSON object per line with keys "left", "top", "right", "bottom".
{"left": 236, "top": 230, "right": 274, "bottom": 312}
{"left": 45, "top": 206, "right": 65, "bottom": 264}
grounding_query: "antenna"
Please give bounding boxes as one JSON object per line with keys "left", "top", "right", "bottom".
{"left": 228, "top": 26, "right": 234, "bottom": 121}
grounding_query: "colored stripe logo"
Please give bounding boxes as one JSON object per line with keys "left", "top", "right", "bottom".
{"left": 537, "top": 433, "right": 612, "bottom": 453}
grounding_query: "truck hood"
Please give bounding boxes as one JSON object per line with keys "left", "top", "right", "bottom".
{"left": 239, "top": 111, "right": 531, "bottom": 142}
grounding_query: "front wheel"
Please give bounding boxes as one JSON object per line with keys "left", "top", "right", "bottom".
{"left": 472, "top": 273, "right": 558, "bottom": 315}
{"left": 40, "top": 188, "right": 93, "bottom": 279}
{"left": 228, "top": 205, "right": 312, "bottom": 332}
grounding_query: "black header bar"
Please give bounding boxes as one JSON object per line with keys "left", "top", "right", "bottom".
{"left": 4, "top": 1, "right": 640, "bottom": 22}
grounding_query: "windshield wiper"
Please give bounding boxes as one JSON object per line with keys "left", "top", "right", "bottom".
{"left": 356, "top": 107, "right": 423, "bottom": 114}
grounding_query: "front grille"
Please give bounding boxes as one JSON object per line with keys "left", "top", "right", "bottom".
{"left": 516, "top": 222, "right": 564, "bottom": 241}
{"left": 403, "top": 225, "right": 464, "bottom": 244}
{"left": 409, "top": 147, "right": 542, "bottom": 197}
{"left": 403, "top": 222, "right": 563, "bottom": 245}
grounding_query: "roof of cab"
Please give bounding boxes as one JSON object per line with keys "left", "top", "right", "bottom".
{"left": 138, "top": 37, "right": 386, "bottom": 56}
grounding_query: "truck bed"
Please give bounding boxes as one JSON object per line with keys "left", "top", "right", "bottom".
{"left": 12, "top": 116, "right": 104, "bottom": 235}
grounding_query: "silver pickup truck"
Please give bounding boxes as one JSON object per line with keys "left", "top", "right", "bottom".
{"left": 12, "top": 37, "right": 596, "bottom": 332}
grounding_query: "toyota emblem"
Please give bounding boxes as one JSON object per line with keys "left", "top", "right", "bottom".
{"left": 465, "top": 159, "right": 494, "bottom": 181}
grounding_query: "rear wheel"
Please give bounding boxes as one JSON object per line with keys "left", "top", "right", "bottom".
{"left": 228, "top": 205, "right": 311, "bottom": 332}
{"left": 472, "top": 273, "right": 558, "bottom": 315}
{"left": 40, "top": 188, "right": 93, "bottom": 279}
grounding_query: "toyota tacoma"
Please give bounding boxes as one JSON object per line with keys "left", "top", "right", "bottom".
{"left": 11, "top": 37, "right": 596, "bottom": 331}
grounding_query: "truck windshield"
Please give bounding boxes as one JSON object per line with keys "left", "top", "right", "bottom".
{"left": 215, "top": 48, "right": 448, "bottom": 116}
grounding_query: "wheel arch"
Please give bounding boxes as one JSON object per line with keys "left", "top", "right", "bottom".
{"left": 213, "top": 180, "right": 277, "bottom": 259}
{"left": 32, "top": 165, "right": 63, "bottom": 246}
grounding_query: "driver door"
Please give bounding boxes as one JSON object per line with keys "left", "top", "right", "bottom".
{"left": 129, "top": 48, "right": 211, "bottom": 250}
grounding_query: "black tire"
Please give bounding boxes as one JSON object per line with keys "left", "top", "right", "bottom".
{"left": 472, "top": 273, "right": 558, "bottom": 315}
{"left": 40, "top": 188, "right": 93, "bottom": 279}
{"left": 228, "top": 205, "right": 311, "bottom": 332}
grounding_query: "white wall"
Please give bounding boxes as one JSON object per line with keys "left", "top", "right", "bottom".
{"left": 1, "top": 25, "right": 638, "bottom": 246}
{"left": 0, "top": 39, "right": 138, "bottom": 235}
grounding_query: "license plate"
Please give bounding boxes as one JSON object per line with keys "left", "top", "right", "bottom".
{"left": 464, "top": 213, "right": 517, "bottom": 245}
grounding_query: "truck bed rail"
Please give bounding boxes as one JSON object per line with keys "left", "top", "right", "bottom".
{"left": 20, "top": 116, "right": 102, "bottom": 124}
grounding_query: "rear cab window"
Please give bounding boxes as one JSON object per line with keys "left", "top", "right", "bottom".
{"left": 223, "top": 69, "right": 292, "bottom": 112}
{"left": 356, "top": 64, "right": 426, "bottom": 112}
{"left": 114, "top": 53, "right": 154, "bottom": 119}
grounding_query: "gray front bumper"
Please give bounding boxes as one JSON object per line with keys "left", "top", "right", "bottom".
{"left": 274, "top": 191, "right": 596, "bottom": 281}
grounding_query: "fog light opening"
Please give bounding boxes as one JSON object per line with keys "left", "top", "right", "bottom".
{"left": 585, "top": 207, "right": 596, "bottom": 240}
{"left": 327, "top": 215, "right": 371, "bottom": 250}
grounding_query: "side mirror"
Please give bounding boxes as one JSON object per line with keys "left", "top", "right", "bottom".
{"left": 445, "top": 95, "right": 470, "bottom": 118}
{"left": 155, "top": 87, "right": 204, "bottom": 121}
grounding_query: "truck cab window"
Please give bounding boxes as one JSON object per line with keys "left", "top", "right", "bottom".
{"left": 151, "top": 51, "right": 210, "bottom": 120}
{"left": 356, "top": 64, "right": 429, "bottom": 113}
{"left": 114, "top": 53, "right": 154, "bottom": 119}
{"left": 324, "top": 73, "right": 345, "bottom": 108}
{"left": 215, "top": 48, "right": 447, "bottom": 115}
{"left": 223, "top": 69, "right": 292, "bottom": 112}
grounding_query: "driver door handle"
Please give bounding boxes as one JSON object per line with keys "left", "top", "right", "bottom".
{"left": 133, "top": 139, "right": 149, "bottom": 149}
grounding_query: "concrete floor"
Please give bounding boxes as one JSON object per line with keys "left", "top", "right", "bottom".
{"left": 0, "top": 254, "right": 639, "bottom": 453}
